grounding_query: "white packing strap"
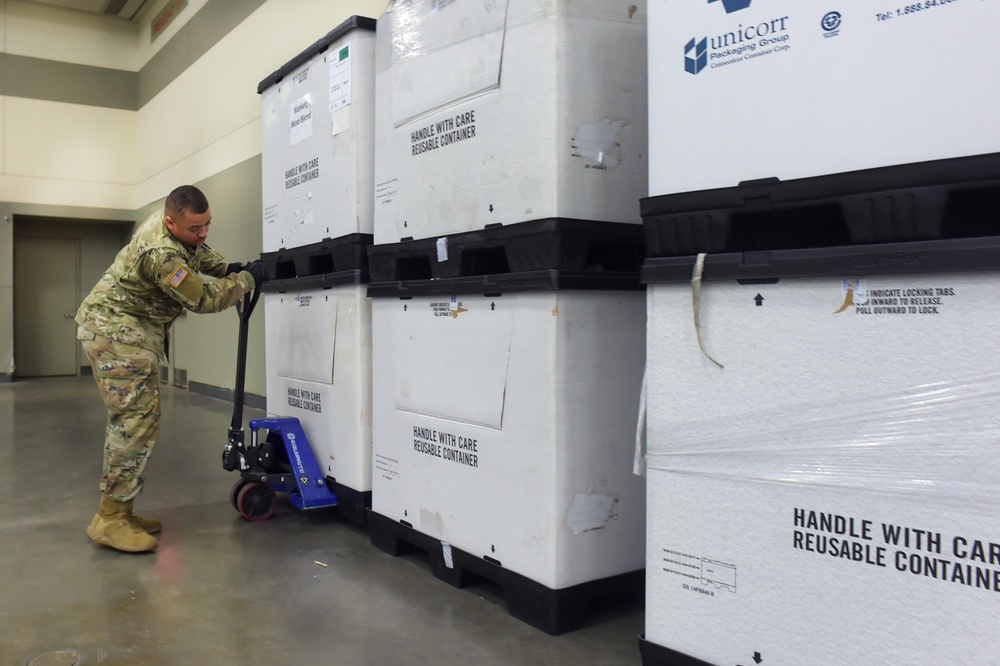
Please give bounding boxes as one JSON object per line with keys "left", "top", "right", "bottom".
{"left": 633, "top": 362, "right": 647, "bottom": 477}
{"left": 692, "top": 252, "right": 724, "bottom": 369}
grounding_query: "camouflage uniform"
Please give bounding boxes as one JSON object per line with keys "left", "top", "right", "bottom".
{"left": 77, "top": 209, "right": 255, "bottom": 502}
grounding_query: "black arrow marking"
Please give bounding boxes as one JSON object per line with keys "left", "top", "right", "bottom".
{"left": 753, "top": 652, "right": 762, "bottom": 664}
{"left": 754, "top": 294, "right": 764, "bottom": 307}
{"left": 491, "top": 302, "right": 496, "bottom": 311}
{"left": 403, "top": 304, "right": 407, "bottom": 311}
{"left": 489, "top": 204, "right": 494, "bottom": 212}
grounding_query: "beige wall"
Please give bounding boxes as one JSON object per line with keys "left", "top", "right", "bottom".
{"left": 0, "top": 0, "right": 390, "bottom": 395}
{"left": 171, "top": 157, "right": 266, "bottom": 395}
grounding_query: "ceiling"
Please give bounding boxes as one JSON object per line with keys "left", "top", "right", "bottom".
{"left": 22, "top": 0, "right": 155, "bottom": 22}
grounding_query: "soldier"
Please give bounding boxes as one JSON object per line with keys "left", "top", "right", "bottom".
{"left": 76, "top": 185, "right": 269, "bottom": 553}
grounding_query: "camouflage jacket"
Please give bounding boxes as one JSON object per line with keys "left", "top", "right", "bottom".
{"left": 76, "top": 209, "right": 255, "bottom": 359}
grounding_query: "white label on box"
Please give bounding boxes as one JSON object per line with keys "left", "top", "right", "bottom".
{"left": 328, "top": 43, "right": 352, "bottom": 114}
{"left": 833, "top": 279, "right": 958, "bottom": 316}
{"left": 290, "top": 94, "right": 313, "bottom": 145}
{"left": 263, "top": 203, "right": 278, "bottom": 228}
{"left": 331, "top": 106, "right": 351, "bottom": 136}
{"left": 375, "top": 453, "right": 399, "bottom": 483}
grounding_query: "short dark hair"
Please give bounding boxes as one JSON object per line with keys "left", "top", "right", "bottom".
{"left": 165, "top": 185, "right": 209, "bottom": 218}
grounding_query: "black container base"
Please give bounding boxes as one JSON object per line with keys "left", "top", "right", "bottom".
{"left": 638, "top": 635, "right": 718, "bottom": 666}
{"left": 326, "top": 479, "right": 370, "bottom": 526}
{"left": 368, "top": 509, "right": 644, "bottom": 635}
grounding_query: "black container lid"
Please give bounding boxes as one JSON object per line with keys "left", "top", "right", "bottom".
{"left": 257, "top": 15, "right": 377, "bottom": 94}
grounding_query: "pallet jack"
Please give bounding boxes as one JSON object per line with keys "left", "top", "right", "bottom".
{"left": 222, "top": 282, "right": 339, "bottom": 521}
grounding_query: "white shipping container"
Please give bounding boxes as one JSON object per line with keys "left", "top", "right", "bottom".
{"left": 647, "top": 0, "right": 1000, "bottom": 196}
{"left": 640, "top": 245, "right": 1000, "bottom": 664}
{"left": 263, "top": 283, "right": 373, "bottom": 504}
{"left": 260, "top": 17, "right": 376, "bottom": 251}
{"left": 373, "top": 0, "right": 648, "bottom": 244}
{"left": 370, "top": 288, "right": 647, "bottom": 589}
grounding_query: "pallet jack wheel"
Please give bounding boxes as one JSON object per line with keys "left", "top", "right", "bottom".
{"left": 229, "top": 478, "right": 251, "bottom": 512}
{"left": 236, "top": 482, "right": 277, "bottom": 522}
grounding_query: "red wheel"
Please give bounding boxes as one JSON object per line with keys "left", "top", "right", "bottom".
{"left": 230, "top": 478, "right": 251, "bottom": 511}
{"left": 236, "top": 482, "right": 277, "bottom": 522}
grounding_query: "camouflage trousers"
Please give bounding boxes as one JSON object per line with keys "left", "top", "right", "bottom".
{"left": 80, "top": 333, "right": 160, "bottom": 502}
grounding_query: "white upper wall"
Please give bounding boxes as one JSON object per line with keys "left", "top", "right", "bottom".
{"left": 135, "top": 0, "right": 210, "bottom": 67}
{"left": 4, "top": 0, "right": 139, "bottom": 70}
{"left": 0, "top": 0, "right": 389, "bottom": 211}
{"left": 2, "top": 0, "right": 210, "bottom": 70}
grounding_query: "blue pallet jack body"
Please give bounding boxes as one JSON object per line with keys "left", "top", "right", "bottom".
{"left": 222, "top": 282, "right": 338, "bottom": 520}
{"left": 246, "top": 417, "right": 338, "bottom": 510}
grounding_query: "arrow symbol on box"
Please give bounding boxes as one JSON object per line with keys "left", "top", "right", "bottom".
{"left": 753, "top": 652, "right": 762, "bottom": 664}
{"left": 754, "top": 294, "right": 764, "bottom": 307}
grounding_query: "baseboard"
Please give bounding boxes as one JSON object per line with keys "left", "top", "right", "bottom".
{"left": 188, "top": 380, "right": 266, "bottom": 411}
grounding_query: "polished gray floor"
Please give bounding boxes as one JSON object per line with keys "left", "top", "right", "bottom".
{"left": 0, "top": 377, "right": 644, "bottom": 665}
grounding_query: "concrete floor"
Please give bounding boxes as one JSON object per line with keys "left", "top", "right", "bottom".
{"left": 0, "top": 376, "right": 644, "bottom": 666}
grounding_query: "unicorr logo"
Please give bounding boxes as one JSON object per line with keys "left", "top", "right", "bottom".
{"left": 684, "top": 37, "right": 708, "bottom": 75}
{"left": 709, "top": 0, "right": 752, "bottom": 13}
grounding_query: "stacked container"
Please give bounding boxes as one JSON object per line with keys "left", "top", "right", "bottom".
{"left": 366, "top": 0, "right": 650, "bottom": 634}
{"left": 639, "top": 0, "right": 1000, "bottom": 662}
{"left": 258, "top": 16, "right": 377, "bottom": 523}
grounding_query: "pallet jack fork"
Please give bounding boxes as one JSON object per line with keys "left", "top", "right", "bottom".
{"left": 221, "top": 282, "right": 338, "bottom": 521}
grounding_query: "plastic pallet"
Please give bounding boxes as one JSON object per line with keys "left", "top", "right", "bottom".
{"left": 261, "top": 233, "right": 373, "bottom": 281}
{"left": 367, "top": 510, "right": 644, "bottom": 635}
{"left": 638, "top": 635, "right": 716, "bottom": 666}
{"left": 327, "top": 480, "right": 370, "bottom": 526}
{"left": 367, "top": 269, "right": 644, "bottom": 298}
{"left": 641, "top": 152, "right": 1000, "bottom": 258}
{"left": 367, "top": 218, "right": 645, "bottom": 282}
{"left": 261, "top": 268, "right": 367, "bottom": 294}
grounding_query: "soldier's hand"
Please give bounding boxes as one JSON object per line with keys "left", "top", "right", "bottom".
{"left": 225, "top": 262, "right": 245, "bottom": 275}
{"left": 246, "top": 260, "right": 270, "bottom": 286}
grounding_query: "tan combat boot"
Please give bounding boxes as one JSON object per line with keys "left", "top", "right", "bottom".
{"left": 87, "top": 495, "right": 159, "bottom": 553}
{"left": 124, "top": 504, "right": 162, "bottom": 534}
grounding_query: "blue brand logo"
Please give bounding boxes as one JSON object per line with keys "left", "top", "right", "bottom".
{"left": 821, "top": 11, "right": 841, "bottom": 36}
{"left": 709, "top": 0, "right": 752, "bottom": 13}
{"left": 684, "top": 37, "right": 708, "bottom": 75}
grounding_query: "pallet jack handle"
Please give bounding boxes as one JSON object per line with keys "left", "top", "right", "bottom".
{"left": 223, "top": 282, "right": 262, "bottom": 471}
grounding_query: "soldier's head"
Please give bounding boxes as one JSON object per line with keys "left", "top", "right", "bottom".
{"left": 164, "top": 185, "right": 212, "bottom": 247}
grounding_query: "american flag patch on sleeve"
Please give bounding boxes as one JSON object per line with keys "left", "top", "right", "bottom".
{"left": 167, "top": 266, "right": 189, "bottom": 288}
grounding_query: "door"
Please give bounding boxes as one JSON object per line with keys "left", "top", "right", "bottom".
{"left": 14, "top": 238, "right": 81, "bottom": 377}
